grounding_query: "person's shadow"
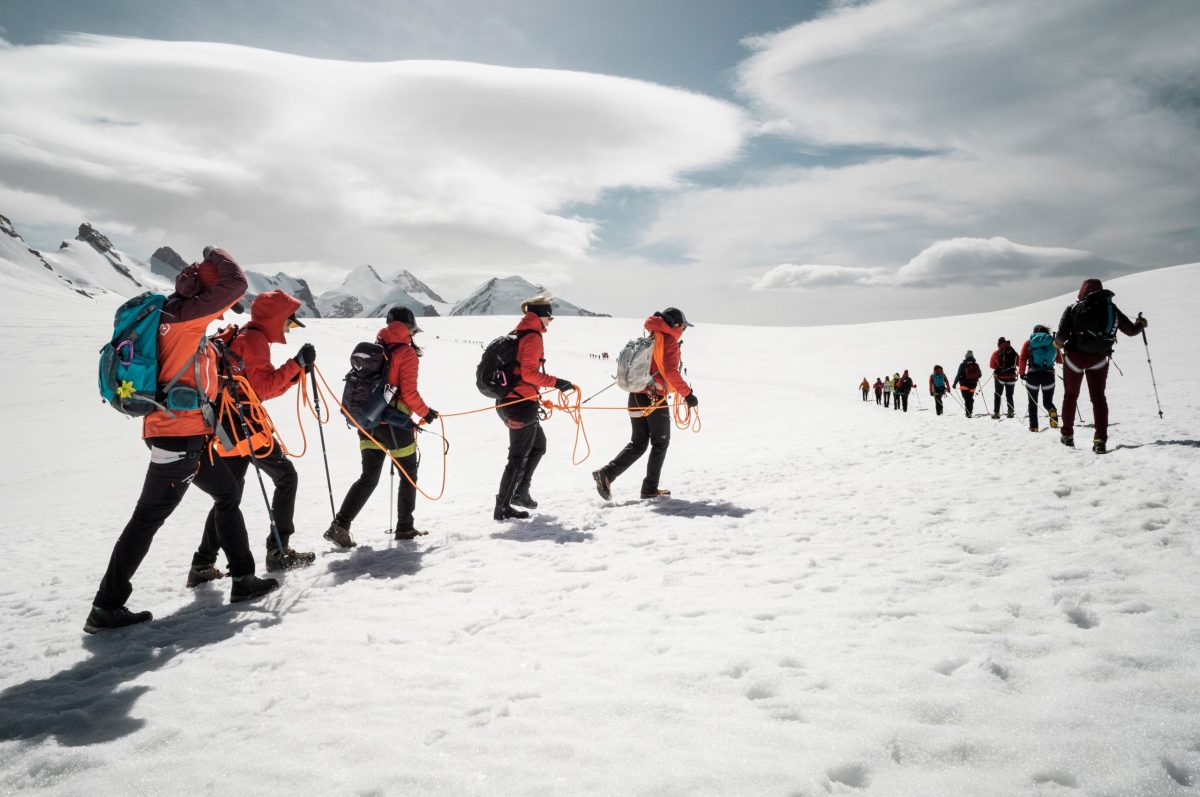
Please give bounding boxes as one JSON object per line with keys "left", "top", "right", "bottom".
{"left": 492, "top": 516, "right": 593, "bottom": 544}
{"left": 1111, "top": 439, "right": 1200, "bottom": 452}
{"left": 324, "top": 542, "right": 436, "bottom": 587}
{"left": 646, "top": 498, "right": 754, "bottom": 519}
{"left": 0, "top": 591, "right": 278, "bottom": 747}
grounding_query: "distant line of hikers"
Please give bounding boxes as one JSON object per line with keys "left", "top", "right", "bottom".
{"left": 861, "top": 278, "right": 1149, "bottom": 452}
{"left": 86, "top": 247, "right": 698, "bottom": 634}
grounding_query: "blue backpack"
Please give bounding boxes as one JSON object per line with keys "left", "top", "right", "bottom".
{"left": 98, "top": 292, "right": 168, "bottom": 417}
{"left": 1028, "top": 331, "right": 1057, "bottom": 370}
{"left": 932, "top": 372, "right": 947, "bottom": 390}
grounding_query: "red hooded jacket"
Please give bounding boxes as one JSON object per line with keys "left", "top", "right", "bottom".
{"left": 377, "top": 321, "right": 430, "bottom": 419}
{"left": 143, "top": 248, "right": 246, "bottom": 439}
{"left": 508, "top": 311, "right": 561, "bottom": 400}
{"left": 644, "top": 314, "right": 692, "bottom": 397}
{"left": 226, "top": 290, "right": 303, "bottom": 401}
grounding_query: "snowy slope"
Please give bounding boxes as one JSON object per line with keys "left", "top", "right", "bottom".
{"left": 450, "top": 275, "right": 606, "bottom": 317}
{"left": 0, "top": 266, "right": 1198, "bottom": 796}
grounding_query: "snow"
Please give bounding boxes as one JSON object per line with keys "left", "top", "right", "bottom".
{"left": 1, "top": 264, "right": 1198, "bottom": 795}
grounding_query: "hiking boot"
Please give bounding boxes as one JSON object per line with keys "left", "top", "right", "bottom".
{"left": 1049, "top": 409, "right": 1059, "bottom": 429}
{"left": 1006, "top": 409, "right": 1015, "bottom": 419}
{"left": 494, "top": 499, "right": 530, "bottom": 521}
{"left": 230, "top": 574, "right": 280, "bottom": 603}
{"left": 991, "top": 412, "right": 1000, "bottom": 420}
{"left": 592, "top": 470, "right": 612, "bottom": 500}
{"left": 965, "top": 410, "right": 972, "bottom": 418}
{"left": 83, "top": 604, "right": 152, "bottom": 634}
{"left": 1061, "top": 435, "right": 1074, "bottom": 448}
{"left": 1029, "top": 425, "right": 1039, "bottom": 433}
{"left": 394, "top": 527, "right": 428, "bottom": 541}
{"left": 511, "top": 491, "right": 538, "bottom": 509}
{"left": 265, "top": 547, "right": 315, "bottom": 572}
{"left": 641, "top": 488, "right": 672, "bottom": 500}
{"left": 1093, "top": 439, "right": 1107, "bottom": 455}
{"left": 186, "top": 564, "right": 226, "bottom": 588}
{"left": 323, "top": 520, "right": 356, "bottom": 549}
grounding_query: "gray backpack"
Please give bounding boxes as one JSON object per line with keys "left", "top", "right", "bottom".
{"left": 615, "top": 335, "right": 656, "bottom": 392}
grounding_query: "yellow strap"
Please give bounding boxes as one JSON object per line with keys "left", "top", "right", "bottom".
{"left": 360, "top": 437, "right": 417, "bottom": 458}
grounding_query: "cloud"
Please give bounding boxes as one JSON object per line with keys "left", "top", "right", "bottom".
{"left": 750, "top": 263, "right": 885, "bottom": 290}
{"left": 643, "top": 0, "right": 1200, "bottom": 294}
{"left": 751, "top": 236, "right": 1128, "bottom": 292}
{"left": 0, "top": 35, "right": 748, "bottom": 272}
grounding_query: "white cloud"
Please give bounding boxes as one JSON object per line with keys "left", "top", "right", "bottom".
{"left": 644, "top": 0, "right": 1200, "bottom": 297}
{"left": 0, "top": 35, "right": 748, "bottom": 274}
{"left": 750, "top": 263, "right": 885, "bottom": 290}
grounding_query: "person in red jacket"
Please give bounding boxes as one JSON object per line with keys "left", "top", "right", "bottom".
{"left": 493, "top": 294, "right": 575, "bottom": 521}
{"left": 86, "top": 247, "right": 277, "bottom": 634}
{"left": 873, "top": 377, "right": 884, "bottom": 405}
{"left": 188, "top": 290, "right": 316, "bottom": 583}
{"left": 592, "top": 308, "right": 697, "bottom": 501}
{"left": 1054, "top": 278, "right": 1147, "bottom": 453}
{"left": 1017, "top": 324, "right": 1061, "bottom": 432}
{"left": 325, "top": 306, "right": 438, "bottom": 544}
{"left": 989, "top": 337, "right": 1019, "bottom": 419}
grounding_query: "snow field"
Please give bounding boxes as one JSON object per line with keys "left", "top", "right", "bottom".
{"left": 1, "top": 265, "right": 1198, "bottom": 795}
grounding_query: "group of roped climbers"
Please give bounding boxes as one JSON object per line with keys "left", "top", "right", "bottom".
{"left": 85, "top": 249, "right": 698, "bottom": 634}
{"left": 860, "top": 278, "right": 1148, "bottom": 453}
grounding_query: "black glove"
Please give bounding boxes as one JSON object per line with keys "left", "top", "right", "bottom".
{"left": 554, "top": 377, "right": 574, "bottom": 392}
{"left": 202, "top": 245, "right": 216, "bottom": 259}
{"left": 294, "top": 343, "right": 316, "bottom": 369}
{"left": 684, "top": 392, "right": 699, "bottom": 408}
{"left": 423, "top": 408, "right": 439, "bottom": 424}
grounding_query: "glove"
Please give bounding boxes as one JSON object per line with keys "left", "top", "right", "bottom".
{"left": 1137, "top": 316, "right": 1149, "bottom": 329}
{"left": 422, "top": 408, "right": 439, "bottom": 424}
{"left": 684, "top": 393, "right": 699, "bottom": 408}
{"left": 202, "top": 245, "right": 216, "bottom": 259}
{"left": 294, "top": 342, "right": 316, "bottom": 369}
{"left": 554, "top": 377, "right": 574, "bottom": 392}
{"left": 1020, "top": 374, "right": 1026, "bottom": 382}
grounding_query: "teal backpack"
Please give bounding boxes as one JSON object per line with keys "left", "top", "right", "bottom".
{"left": 1028, "top": 331, "right": 1057, "bottom": 370}
{"left": 98, "top": 292, "right": 168, "bottom": 417}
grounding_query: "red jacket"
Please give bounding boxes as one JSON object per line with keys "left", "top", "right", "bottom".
{"left": 644, "top": 315, "right": 692, "bottom": 397}
{"left": 229, "top": 290, "right": 303, "bottom": 401}
{"left": 377, "top": 321, "right": 430, "bottom": 419}
{"left": 990, "top": 344, "right": 1019, "bottom": 383}
{"left": 143, "top": 248, "right": 246, "bottom": 438}
{"left": 509, "top": 312, "right": 560, "bottom": 400}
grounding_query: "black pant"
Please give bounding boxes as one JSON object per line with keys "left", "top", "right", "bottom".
{"left": 335, "top": 425, "right": 418, "bottom": 531}
{"left": 95, "top": 436, "right": 254, "bottom": 609}
{"left": 599, "top": 392, "right": 671, "bottom": 495}
{"left": 874, "top": 390, "right": 882, "bottom": 405}
{"left": 994, "top": 380, "right": 1016, "bottom": 414}
{"left": 496, "top": 397, "right": 546, "bottom": 502}
{"left": 194, "top": 439, "right": 298, "bottom": 564}
{"left": 892, "top": 393, "right": 900, "bottom": 410}
{"left": 898, "top": 392, "right": 909, "bottom": 412}
{"left": 933, "top": 389, "right": 946, "bottom": 415}
{"left": 1024, "top": 370, "right": 1057, "bottom": 426}
{"left": 958, "top": 385, "right": 976, "bottom": 415}
{"left": 883, "top": 391, "right": 890, "bottom": 407}
{"left": 861, "top": 388, "right": 869, "bottom": 401}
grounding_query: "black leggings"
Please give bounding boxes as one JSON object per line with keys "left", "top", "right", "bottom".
{"left": 994, "top": 381, "right": 1016, "bottom": 414}
{"left": 335, "top": 425, "right": 418, "bottom": 530}
{"left": 496, "top": 398, "right": 547, "bottom": 501}
{"left": 599, "top": 392, "right": 672, "bottom": 495}
{"left": 195, "top": 438, "right": 298, "bottom": 563}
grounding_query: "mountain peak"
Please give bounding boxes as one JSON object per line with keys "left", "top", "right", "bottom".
{"left": 76, "top": 222, "right": 116, "bottom": 256}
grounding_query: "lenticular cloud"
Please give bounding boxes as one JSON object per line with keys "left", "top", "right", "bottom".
{"left": 0, "top": 35, "right": 748, "bottom": 268}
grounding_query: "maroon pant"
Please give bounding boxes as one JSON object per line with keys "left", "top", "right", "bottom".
{"left": 1061, "top": 352, "right": 1110, "bottom": 440}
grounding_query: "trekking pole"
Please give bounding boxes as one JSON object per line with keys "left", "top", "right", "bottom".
{"left": 1137, "top": 313, "right": 1163, "bottom": 419}
{"left": 388, "top": 461, "right": 394, "bottom": 534}
{"left": 309, "top": 368, "right": 336, "bottom": 519}
{"left": 583, "top": 380, "right": 618, "bottom": 405}
{"left": 229, "top": 390, "right": 288, "bottom": 556}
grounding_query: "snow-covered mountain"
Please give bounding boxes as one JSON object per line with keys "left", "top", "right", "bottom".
{"left": 449, "top": 275, "right": 607, "bottom": 317}
{"left": 315, "top": 264, "right": 439, "bottom": 319}
{"left": 149, "top": 246, "right": 188, "bottom": 280}
{"left": 0, "top": 213, "right": 90, "bottom": 296}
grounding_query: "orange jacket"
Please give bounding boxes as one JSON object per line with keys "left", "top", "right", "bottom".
{"left": 143, "top": 248, "right": 246, "bottom": 438}
{"left": 231, "top": 291, "right": 303, "bottom": 402}
{"left": 645, "top": 315, "right": 692, "bottom": 397}
{"left": 377, "top": 321, "right": 430, "bottom": 419}
{"left": 509, "top": 311, "right": 559, "bottom": 400}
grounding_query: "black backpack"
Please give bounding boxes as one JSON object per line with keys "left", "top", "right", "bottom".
{"left": 341, "top": 341, "right": 405, "bottom": 430}
{"left": 997, "top": 347, "right": 1018, "bottom": 375}
{"left": 1067, "top": 292, "right": 1117, "bottom": 355}
{"left": 963, "top": 360, "right": 982, "bottom": 381}
{"left": 476, "top": 330, "right": 536, "bottom": 399}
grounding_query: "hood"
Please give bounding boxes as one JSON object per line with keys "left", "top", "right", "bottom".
{"left": 378, "top": 320, "right": 415, "bottom": 347}
{"left": 1078, "top": 278, "right": 1104, "bottom": 300}
{"left": 248, "top": 290, "right": 302, "bottom": 344}
{"left": 514, "top": 310, "right": 546, "bottom": 334}
{"left": 902, "top": 369, "right": 909, "bottom": 377}
{"left": 933, "top": 365, "right": 944, "bottom": 373}
{"left": 645, "top": 314, "right": 683, "bottom": 341}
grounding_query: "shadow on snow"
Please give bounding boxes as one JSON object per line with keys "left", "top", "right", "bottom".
{"left": 647, "top": 498, "right": 754, "bottom": 519}
{"left": 324, "top": 542, "right": 436, "bottom": 586}
{"left": 492, "top": 516, "right": 593, "bottom": 544}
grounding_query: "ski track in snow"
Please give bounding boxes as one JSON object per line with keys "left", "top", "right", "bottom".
{"left": 1, "top": 265, "right": 1199, "bottom": 795}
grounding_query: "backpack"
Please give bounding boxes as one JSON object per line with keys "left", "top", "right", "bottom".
{"left": 476, "top": 330, "right": 535, "bottom": 399}
{"left": 341, "top": 341, "right": 404, "bottom": 430}
{"left": 963, "top": 361, "right": 982, "bottom": 381}
{"left": 615, "top": 335, "right": 656, "bottom": 393}
{"left": 1028, "top": 331, "right": 1057, "bottom": 370}
{"left": 1067, "top": 292, "right": 1117, "bottom": 355}
{"left": 932, "top": 372, "right": 947, "bottom": 390}
{"left": 996, "top": 347, "right": 1018, "bottom": 374}
{"left": 898, "top": 376, "right": 913, "bottom": 392}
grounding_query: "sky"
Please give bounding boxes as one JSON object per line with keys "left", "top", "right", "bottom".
{"left": 1, "top": 0, "right": 1198, "bottom": 324}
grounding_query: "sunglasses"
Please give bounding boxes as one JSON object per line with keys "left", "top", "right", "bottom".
{"left": 288, "top": 315, "right": 306, "bottom": 331}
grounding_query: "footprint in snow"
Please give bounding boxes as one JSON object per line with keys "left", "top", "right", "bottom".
{"left": 826, "top": 763, "right": 870, "bottom": 789}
